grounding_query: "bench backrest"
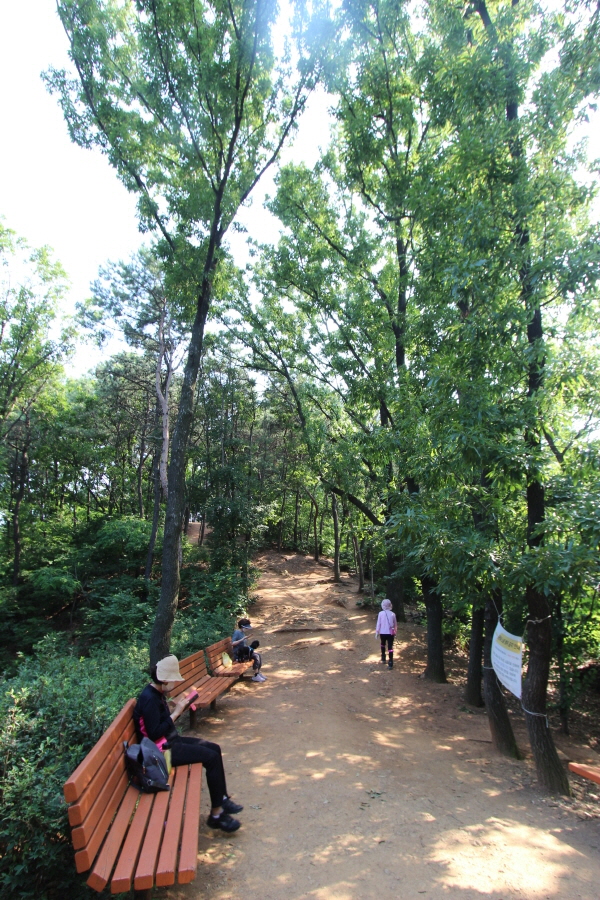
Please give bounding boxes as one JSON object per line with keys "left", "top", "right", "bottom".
{"left": 172, "top": 649, "right": 210, "bottom": 697}
{"left": 63, "top": 700, "right": 136, "bottom": 871}
{"left": 205, "top": 637, "right": 234, "bottom": 673}
{"left": 62, "top": 649, "right": 207, "bottom": 872}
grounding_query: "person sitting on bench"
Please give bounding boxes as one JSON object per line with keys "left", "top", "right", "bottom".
{"left": 232, "top": 618, "right": 266, "bottom": 682}
{"left": 134, "top": 654, "right": 243, "bottom": 833}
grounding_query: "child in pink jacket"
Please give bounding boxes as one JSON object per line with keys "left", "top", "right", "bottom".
{"left": 376, "top": 598, "right": 397, "bottom": 669}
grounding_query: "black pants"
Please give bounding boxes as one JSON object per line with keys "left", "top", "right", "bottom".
{"left": 380, "top": 634, "right": 394, "bottom": 652}
{"left": 168, "top": 736, "right": 228, "bottom": 808}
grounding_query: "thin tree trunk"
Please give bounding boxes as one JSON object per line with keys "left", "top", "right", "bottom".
{"left": 12, "top": 437, "right": 29, "bottom": 586}
{"left": 150, "top": 273, "right": 214, "bottom": 664}
{"left": 293, "top": 490, "right": 300, "bottom": 549}
{"left": 144, "top": 444, "right": 161, "bottom": 581}
{"left": 332, "top": 494, "right": 341, "bottom": 582}
{"left": 476, "top": 0, "right": 569, "bottom": 797}
{"left": 422, "top": 575, "right": 446, "bottom": 683}
{"left": 465, "top": 604, "right": 485, "bottom": 707}
{"left": 354, "top": 534, "right": 365, "bottom": 593}
{"left": 277, "top": 490, "right": 286, "bottom": 550}
{"left": 555, "top": 594, "right": 569, "bottom": 735}
{"left": 483, "top": 593, "right": 521, "bottom": 758}
{"left": 199, "top": 510, "right": 206, "bottom": 546}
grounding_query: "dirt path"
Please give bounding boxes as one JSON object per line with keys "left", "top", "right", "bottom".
{"left": 168, "top": 551, "right": 600, "bottom": 900}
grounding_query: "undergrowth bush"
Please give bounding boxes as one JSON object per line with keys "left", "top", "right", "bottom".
{"left": 0, "top": 562, "right": 253, "bottom": 898}
{"left": 0, "top": 635, "right": 149, "bottom": 900}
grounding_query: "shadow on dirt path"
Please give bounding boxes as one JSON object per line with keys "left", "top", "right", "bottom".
{"left": 167, "top": 550, "right": 600, "bottom": 900}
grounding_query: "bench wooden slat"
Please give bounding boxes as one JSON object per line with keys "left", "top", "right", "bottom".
{"left": 72, "top": 749, "right": 129, "bottom": 850}
{"left": 155, "top": 765, "right": 188, "bottom": 886}
{"left": 177, "top": 763, "right": 203, "bottom": 884}
{"left": 65, "top": 700, "right": 136, "bottom": 803}
{"left": 569, "top": 761, "right": 600, "bottom": 785}
{"left": 133, "top": 777, "right": 173, "bottom": 890}
{"left": 206, "top": 639, "right": 254, "bottom": 677}
{"left": 109, "top": 791, "right": 155, "bottom": 893}
{"left": 86, "top": 785, "right": 139, "bottom": 892}
{"left": 68, "top": 720, "right": 135, "bottom": 827}
{"left": 178, "top": 648, "right": 206, "bottom": 673}
{"left": 75, "top": 771, "right": 130, "bottom": 873}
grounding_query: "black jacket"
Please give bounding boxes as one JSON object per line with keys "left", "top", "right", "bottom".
{"left": 133, "top": 684, "right": 176, "bottom": 743}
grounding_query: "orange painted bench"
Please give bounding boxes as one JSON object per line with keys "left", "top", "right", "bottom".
{"left": 205, "top": 637, "right": 255, "bottom": 679}
{"left": 63, "top": 651, "right": 237, "bottom": 896}
{"left": 63, "top": 699, "right": 202, "bottom": 898}
{"left": 568, "top": 761, "right": 600, "bottom": 786}
{"left": 175, "top": 648, "right": 237, "bottom": 727}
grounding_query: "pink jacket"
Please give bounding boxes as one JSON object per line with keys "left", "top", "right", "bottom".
{"left": 376, "top": 610, "right": 397, "bottom": 635}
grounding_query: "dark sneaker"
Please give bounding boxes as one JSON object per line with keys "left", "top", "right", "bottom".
{"left": 207, "top": 813, "right": 241, "bottom": 832}
{"left": 222, "top": 797, "right": 244, "bottom": 814}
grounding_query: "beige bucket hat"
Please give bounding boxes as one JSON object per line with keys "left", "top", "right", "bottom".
{"left": 156, "top": 655, "right": 184, "bottom": 682}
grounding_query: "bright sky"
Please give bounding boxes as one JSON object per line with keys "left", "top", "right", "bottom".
{"left": 0, "top": 1, "right": 330, "bottom": 373}
{"left": 0, "top": 2, "right": 597, "bottom": 375}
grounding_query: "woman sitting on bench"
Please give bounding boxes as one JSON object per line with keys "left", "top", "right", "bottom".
{"left": 134, "top": 654, "right": 243, "bottom": 833}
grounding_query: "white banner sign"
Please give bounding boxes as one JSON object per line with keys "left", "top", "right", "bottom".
{"left": 491, "top": 622, "right": 523, "bottom": 699}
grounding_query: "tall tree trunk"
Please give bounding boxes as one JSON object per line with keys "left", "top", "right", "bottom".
{"left": 475, "top": 0, "right": 569, "bottom": 797}
{"left": 136, "top": 421, "right": 147, "bottom": 518}
{"left": 277, "top": 490, "right": 286, "bottom": 550}
{"left": 293, "top": 490, "right": 300, "bottom": 549}
{"left": 150, "top": 272, "right": 214, "bottom": 665}
{"left": 318, "top": 495, "right": 327, "bottom": 557}
{"left": 12, "top": 437, "right": 29, "bottom": 586}
{"left": 422, "top": 575, "right": 446, "bottom": 683}
{"left": 199, "top": 509, "right": 206, "bottom": 546}
{"left": 554, "top": 595, "right": 569, "bottom": 735}
{"left": 144, "top": 444, "right": 162, "bottom": 581}
{"left": 332, "top": 494, "right": 341, "bottom": 582}
{"left": 483, "top": 593, "right": 521, "bottom": 758}
{"left": 354, "top": 535, "right": 365, "bottom": 593}
{"left": 465, "top": 604, "right": 485, "bottom": 707}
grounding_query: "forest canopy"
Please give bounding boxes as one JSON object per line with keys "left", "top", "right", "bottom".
{"left": 1, "top": 0, "right": 600, "bottom": 894}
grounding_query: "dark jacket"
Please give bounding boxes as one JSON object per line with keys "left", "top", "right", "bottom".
{"left": 133, "top": 684, "right": 176, "bottom": 743}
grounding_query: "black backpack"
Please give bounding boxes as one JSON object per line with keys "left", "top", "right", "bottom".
{"left": 124, "top": 737, "right": 170, "bottom": 793}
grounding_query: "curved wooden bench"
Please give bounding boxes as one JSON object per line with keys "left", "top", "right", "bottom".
{"left": 205, "top": 637, "right": 255, "bottom": 679}
{"left": 172, "top": 649, "right": 237, "bottom": 727}
{"left": 63, "top": 700, "right": 203, "bottom": 897}
{"left": 568, "top": 761, "right": 600, "bottom": 786}
{"left": 63, "top": 649, "right": 237, "bottom": 895}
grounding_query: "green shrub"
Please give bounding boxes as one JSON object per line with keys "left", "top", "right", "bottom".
{"left": 82, "top": 590, "right": 154, "bottom": 645}
{"left": 0, "top": 635, "right": 149, "bottom": 900}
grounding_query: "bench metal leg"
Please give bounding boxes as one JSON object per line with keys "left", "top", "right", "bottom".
{"left": 189, "top": 707, "right": 198, "bottom": 729}
{"left": 210, "top": 698, "right": 217, "bottom": 710}
{"left": 134, "top": 890, "right": 152, "bottom": 900}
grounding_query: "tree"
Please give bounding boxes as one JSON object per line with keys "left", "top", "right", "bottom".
{"left": 48, "top": 0, "right": 327, "bottom": 662}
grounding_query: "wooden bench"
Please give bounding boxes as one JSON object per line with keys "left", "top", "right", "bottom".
{"left": 205, "top": 637, "right": 255, "bottom": 679}
{"left": 171, "top": 649, "right": 237, "bottom": 727}
{"left": 63, "top": 700, "right": 203, "bottom": 897}
{"left": 63, "top": 650, "right": 237, "bottom": 895}
{"left": 568, "top": 761, "right": 600, "bottom": 786}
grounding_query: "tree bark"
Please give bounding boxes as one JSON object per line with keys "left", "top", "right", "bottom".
{"left": 332, "top": 494, "right": 341, "bottom": 582}
{"left": 12, "top": 435, "right": 30, "bottom": 586}
{"left": 475, "top": 0, "right": 569, "bottom": 797}
{"left": 293, "top": 490, "right": 300, "bottom": 549}
{"left": 145, "top": 415, "right": 162, "bottom": 581}
{"left": 483, "top": 593, "right": 522, "bottom": 758}
{"left": 354, "top": 534, "right": 365, "bottom": 593}
{"left": 277, "top": 490, "right": 286, "bottom": 550}
{"left": 150, "top": 274, "right": 213, "bottom": 665}
{"left": 465, "top": 604, "right": 485, "bottom": 707}
{"left": 422, "top": 575, "right": 447, "bottom": 683}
